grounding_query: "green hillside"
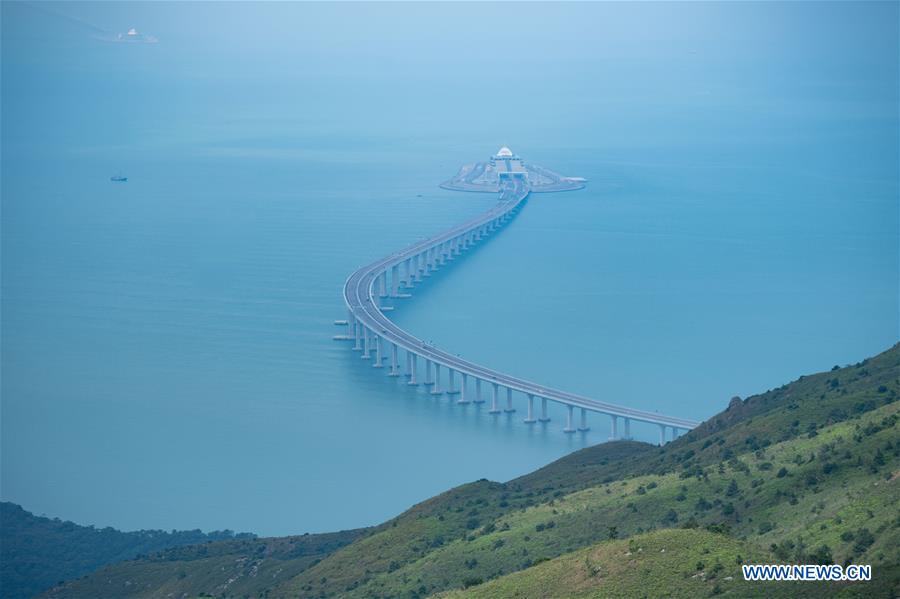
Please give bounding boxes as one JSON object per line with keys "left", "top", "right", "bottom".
{"left": 436, "top": 528, "right": 821, "bottom": 598}
{"left": 39, "top": 344, "right": 899, "bottom": 598}
{"left": 0, "top": 502, "right": 255, "bottom": 599}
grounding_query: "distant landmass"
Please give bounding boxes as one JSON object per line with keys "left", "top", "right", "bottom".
{"left": 0, "top": 503, "right": 256, "bottom": 599}
{"left": 14, "top": 343, "right": 900, "bottom": 598}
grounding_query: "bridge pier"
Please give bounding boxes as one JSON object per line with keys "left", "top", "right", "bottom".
{"left": 458, "top": 373, "right": 469, "bottom": 404}
{"left": 362, "top": 327, "right": 371, "bottom": 359}
{"left": 489, "top": 383, "right": 501, "bottom": 414}
{"left": 539, "top": 397, "right": 550, "bottom": 422}
{"left": 658, "top": 424, "right": 666, "bottom": 446}
{"left": 431, "top": 364, "right": 443, "bottom": 395}
{"left": 624, "top": 417, "right": 632, "bottom": 440}
{"left": 391, "top": 265, "right": 400, "bottom": 297}
{"left": 609, "top": 415, "right": 618, "bottom": 440}
{"left": 379, "top": 271, "right": 388, "bottom": 298}
{"left": 524, "top": 394, "right": 536, "bottom": 423}
{"left": 347, "top": 310, "right": 355, "bottom": 339}
{"left": 446, "top": 369, "right": 459, "bottom": 394}
{"left": 373, "top": 335, "right": 383, "bottom": 367}
{"left": 389, "top": 343, "right": 400, "bottom": 376}
{"left": 504, "top": 387, "right": 515, "bottom": 412}
{"left": 578, "top": 408, "right": 589, "bottom": 432}
{"left": 407, "top": 353, "right": 418, "bottom": 385}
{"left": 474, "top": 378, "right": 484, "bottom": 403}
{"left": 563, "top": 405, "right": 576, "bottom": 433}
{"left": 424, "top": 359, "right": 433, "bottom": 385}
{"left": 353, "top": 318, "right": 362, "bottom": 350}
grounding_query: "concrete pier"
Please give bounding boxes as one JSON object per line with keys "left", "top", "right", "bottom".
{"left": 408, "top": 353, "right": 418, "bottom": 385}
{"left": 389, "top": 343, "right": 400, "bottom": 376}
{"left": 578, "top": 407, "right": 589, "bottom": 432}
{"left": 504, "top": 387, "right": 515, "bottom": 412}
{"left": 564, "top": 405, "right": 576, "bottom": 433}
{"left": 458, "top": 373, "right": 469, "bottom": 404}
{"left": 431, "top": 364, "right": 443, "bottom": 395}
{"left": 474, "top": 378, "right": 484, "bottom": 404}
{"left": 353, "top": 318, "right": 362, "bottom": 350}
{"left": 446, "top": 369, "right": 459, "bottom": 395}
{"left": 539, "top": 397, "right": 550, "bottom": 422}
{"left": 372, "top": 335, "right": 383, "bottom": 367}
{"left": 489, "top": 382, "right": 501, "bottom": 414}
{"left": 524, "top": 394, "right": 536, "bottom": 423}
{"left": 362, "top": 327, "right": 371, "bottom": 360}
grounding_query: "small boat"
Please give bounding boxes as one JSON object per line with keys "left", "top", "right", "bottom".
{"left": 110, "top": 175, "right": 128, "bottom": 182}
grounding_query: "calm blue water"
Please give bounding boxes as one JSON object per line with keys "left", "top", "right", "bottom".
{"left": 2, "top": 2, "right": 897, "bottom": 536}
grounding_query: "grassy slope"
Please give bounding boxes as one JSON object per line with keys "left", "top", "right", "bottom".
{"left": 40, "top": 344, "right": 900, "bottom": 598}
{"left": 435, "top": 528, "right": 842, "bottom": 599}
{"left": 39, "top": 530, "right": 366, "bottom": 599}
{"left": 0, "top": 503, "right": 255, "bottom": 599}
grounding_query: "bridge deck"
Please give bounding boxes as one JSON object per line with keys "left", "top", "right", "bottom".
{"left": 342, "top": 178, "right": 700, "bottom": 431}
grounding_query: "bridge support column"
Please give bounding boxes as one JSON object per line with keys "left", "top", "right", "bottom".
{"left": 415, "top": 254, "right": 424, "bottom": 281}
{"left": 389, "top": 343, "right": 399, "bottom": 376}
{"left": 379, "top": 271, "right": 388, "bottom": 298}
{"left": 407, "top": 353, "right": 418, "bottom": 385}
{"left": 609, "top": 415, "right": 618, "bottom": 439}
{"left": 405, "top": 351, "right": 412, "bottom": 377}
{"left": 504, "top": 387, "right": 515, "bottom": 412}
{"left": 524, "top": 394, "right": 536, "bottom": 423}
{"left": 404, "top": 258, "right": 414, "bottom": 287}
{"left": 446, "top": 369, "right": 459, "bottom": 394}
{"left": 391, "top": 265, "right": 400, "bottom": 297}
{"left": 458, "top": 373, "right": 469, "bottom": 403}
{"left": 671, "top": 427, "right": 680, "bottom": 441}
{"left": 658, "top": 424, "right": 666, "bottom": 446}
{"left": 539, "top": 397, "right": 550, "bottom": 422}
{"left": 578, "top": 408, "right": 590, "bottom": 432}
{"left": 489, "top": 383, "right": 500, "bottom": 414}
{"left": 372, "top": 335, "right": 383, "bottom": 368}
{"left": 353, "top": 318, "right": 362, "bottom": 350}
{"left": 431, "top": 364, "right": 442, "bottom": 395}
{"left": 425, "top": 248, "right": 434, "bottom": 274}
{"left": 424, "top": 359, "right": 433, "bottom": 385}
{"left": 474, "top": 378, "right": 484, "bottom": 403}
{"left": 624, "top": 417, "right": 631, "bottom": 440}
{"left": 362, "top": 327, "right": 371, "bottom": 359}
{"left": 564, "top": 405, "right": 576, "bottom": 433}
{"left": 347, "top": 310, "right": 355, "bottom": 339}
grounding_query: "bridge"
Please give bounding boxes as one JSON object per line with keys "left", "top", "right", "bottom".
{"left": 336, "top": 150, "right": 700, "bottom": 445}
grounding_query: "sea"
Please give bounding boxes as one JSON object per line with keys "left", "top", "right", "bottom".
{"left": 2, "top": 2, "right": 897, "bottom": 536}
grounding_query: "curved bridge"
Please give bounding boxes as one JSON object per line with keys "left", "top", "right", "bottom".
{"left": 337, "top": 168, "right": 700, "bottom": 445}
